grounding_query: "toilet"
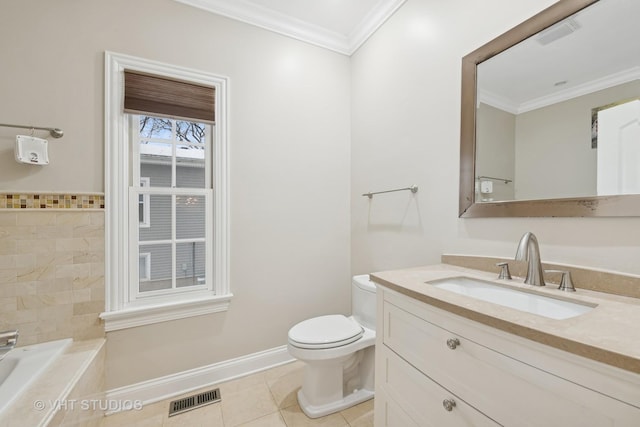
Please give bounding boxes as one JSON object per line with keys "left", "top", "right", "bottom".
{"left": 287, "top": 274, "right": 376, "bottom": 418}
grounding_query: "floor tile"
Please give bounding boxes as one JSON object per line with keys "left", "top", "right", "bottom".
{"left": 221, "top": 382, "right": 279, "bottom": 427}
{"left": 267, "top": 365, "right": 304, "bottom": 409}
{"left": 263, "top": 361, "right": 304, "bottom": 383}
{"left": 163, "top": 402, "right": 223, "bottom": 427}
{"left": 103, "top": 412, "right": 164, "bottom": 427}
{"left": 237, "top": 411, "right": 287, "bottom": 427}
{"left": 101, "top": 362, "right": 373, "bottom": 427}
{"left": 280, "top": 404, "right": 348, "bottom": 427}
{"left": 340, "top": 399, "right": 374, "bottom": 427}
{"left": 101, "top": 401, "right": 165, "bottom": 426}
{"left": 219, "top": 371, "right": 267, "bottom": 396}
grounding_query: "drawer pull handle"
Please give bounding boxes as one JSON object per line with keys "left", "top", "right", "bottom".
{"left": 443, "top": 399, "right": 456, "bottom": 412}
{"left": 446, "top": 338, "right": 460, "bottom": 350}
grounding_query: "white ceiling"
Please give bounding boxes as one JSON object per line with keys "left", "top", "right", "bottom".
{"left": 478, "top": 0, "right": 640, "bottom": 114}
{"left": 173, "top": 0, "right": 407, "bottom": 55}
{"left": 174, "top": 0, "right": 638, "bottom": 110}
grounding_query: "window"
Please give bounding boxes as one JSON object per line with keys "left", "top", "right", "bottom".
{"left": 103, "top": 52, "right": 230, "bottom": 331}
{"left": 132, "top": 115, "right": 210, "bottom": 298}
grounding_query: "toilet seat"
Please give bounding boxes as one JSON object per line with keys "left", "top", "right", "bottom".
{"left": 288, "top": 315, "right": 364, "bottom": 349}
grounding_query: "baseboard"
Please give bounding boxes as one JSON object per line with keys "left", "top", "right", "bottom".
{"left": 106, "top": 345, "right": 294, "bottom": 413}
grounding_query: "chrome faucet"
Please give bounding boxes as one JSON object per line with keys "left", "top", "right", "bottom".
{"left": 514, "top": 232, "right": 545, "bottom": 286}
{"left": 0, "top": 330, "right": 19, "bottom": 361}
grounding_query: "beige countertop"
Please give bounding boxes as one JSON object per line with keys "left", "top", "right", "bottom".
{"left": 371, "top": 263, "right": 640, "bottom": 375}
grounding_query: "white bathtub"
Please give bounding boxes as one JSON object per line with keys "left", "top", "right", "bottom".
{"left": 0, "top": 338, "right": 72, "bottom": 415}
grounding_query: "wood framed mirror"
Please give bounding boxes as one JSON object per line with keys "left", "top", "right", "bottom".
{"left": 459, "top": 0, "right": 640, "bottom": 217}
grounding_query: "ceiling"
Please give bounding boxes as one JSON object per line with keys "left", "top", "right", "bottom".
{"left": 478, "top": 0, "right": 640, "bottom": 114}
{"left": 173, "top": 0, "right": 407, "bottom": 55}
{"left": 173, "top": 0, "right": 639, "bottom": 110}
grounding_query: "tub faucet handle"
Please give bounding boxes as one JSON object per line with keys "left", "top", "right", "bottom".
{"left": 496, "top": 262, "right": 512, "bottom": 280}
{"left": 0, "top": 330, "right": 18, "bottom": 361}
{"left": 0, "top": 329, "right": 19, "bottom": 347}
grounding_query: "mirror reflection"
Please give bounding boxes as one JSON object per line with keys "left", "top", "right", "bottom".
{"left": 475, "top": 0, "right": 640, "bottom": 203}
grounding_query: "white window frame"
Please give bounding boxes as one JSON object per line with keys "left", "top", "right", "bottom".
{"left": 102, "top": 52, "right": 231, "bottom": 331}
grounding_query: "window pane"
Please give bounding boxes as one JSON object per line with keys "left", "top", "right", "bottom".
{"left": 139, "top": 116, "right": 172, "bottom": 139}
{"left": 140, "top": 143, "right": 172, "bottom": 187}
{"left": 176, "top": 195, "right": 205, "bottom": 239}
{"left": 176, "top": 242, "right": 205, "bottom": 288}
{"left": 139, "top": 194, "right": 172, "bottom": 241}
{"left": 176, "top": 145, "right": 205, "bottom": 188}
{"left": 139, "top": 253, "right": 151, "bottom": 281}
{"left": 138, "top": 243, "right": 172, "bottom": 292}
{"left": 176, "top": 121, "right": 206, "bottom": 145}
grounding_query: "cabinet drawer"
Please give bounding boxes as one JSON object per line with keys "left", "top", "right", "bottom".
{"left": 382, "top": 295, "right": 640, "bottom": 426}
{"left": 378, "top": 346, "right": 500, "bottom": 426}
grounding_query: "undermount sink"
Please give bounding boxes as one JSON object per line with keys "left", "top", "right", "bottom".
{"left": 428, "top": 277, "right": 595, "bottom": 320}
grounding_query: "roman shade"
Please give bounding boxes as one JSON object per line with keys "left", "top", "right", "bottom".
{"left": 124, "top": 70, "right": 215, "bottom": 123}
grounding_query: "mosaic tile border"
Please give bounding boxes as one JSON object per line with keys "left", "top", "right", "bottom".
{"left": 0, "top": 193, "right": 104, "bottom": 209}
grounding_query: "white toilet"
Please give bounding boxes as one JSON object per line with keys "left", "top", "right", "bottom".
{"left": 287, "top": 274, "right": 376, "bottom": 418}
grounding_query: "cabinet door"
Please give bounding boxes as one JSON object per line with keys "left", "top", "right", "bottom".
{"left": 375, "top": 388, "right": 422, "bottom": 427}
{"left": 382, "top": 293, "right": 640, "bottom": 426}
{"left": 379, "top": 346, "right": 501, "bottom": 426}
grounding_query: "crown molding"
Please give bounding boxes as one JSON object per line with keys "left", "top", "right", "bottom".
{"left": 173, "top": 0, "right": 407, "bottom": 55}
{"left": 347, "top": 0, "right": 407, "bottom": 54}
{"left": 518, "top": 66, "right": 640, "bottom": 114}
{"left": 479, "top": 66, "right": 640, "bottom": 115}
{"left": 477, "top": 89, "right": 519, "bottom": 114}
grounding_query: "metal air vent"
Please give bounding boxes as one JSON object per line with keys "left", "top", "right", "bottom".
{"left": 536, "top": 18, "right": 581, "bottom": 46}
{"left": 168, "top": 388, "right": 221, "bottom": 417}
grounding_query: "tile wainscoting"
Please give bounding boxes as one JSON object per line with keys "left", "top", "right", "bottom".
{"left": 0, "top": 195, "right": 105, "bottom": 345}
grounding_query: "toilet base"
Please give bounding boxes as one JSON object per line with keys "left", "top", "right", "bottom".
{"left": 297, "top": 387, "right": 374, "bottom": 419}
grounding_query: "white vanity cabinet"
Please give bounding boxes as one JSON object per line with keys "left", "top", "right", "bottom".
{"left": 374, "top": 286, "right": 640, "bottom": 427}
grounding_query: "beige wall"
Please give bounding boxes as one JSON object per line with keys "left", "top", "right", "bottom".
{"left": 515, "top": 81, "right": 640, "bottom": 200}
{"left": 476, "top": 103, "right": 515, "bottom": 201}
{"left": 351, "top": 0, "right": 640, "bottom": 278}
{"left": 476, "top": 81, "right": 640, "bottom": 201}
{"left": 1, "top": 0, "right": 351, "bottom": 388}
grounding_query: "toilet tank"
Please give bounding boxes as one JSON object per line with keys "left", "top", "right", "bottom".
{"left": 351, "top": 275, "right": 377, "bottom": 331}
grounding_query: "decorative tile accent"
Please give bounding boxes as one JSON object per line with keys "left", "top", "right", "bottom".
{"left": 0, "top": 193, "right": 104, "bottom": 209}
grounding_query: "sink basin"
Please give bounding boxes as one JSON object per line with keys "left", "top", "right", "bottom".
{"left": 428, "top": 277, "right": 594, "bottom": 320}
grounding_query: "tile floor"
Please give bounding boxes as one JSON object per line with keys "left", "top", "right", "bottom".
{"left": 101, "top": 361, "right": 374, "bottom": 427}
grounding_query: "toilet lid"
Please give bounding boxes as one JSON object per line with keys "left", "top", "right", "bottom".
{"left": 288, "top": 315, "right": 364, "bottom": 349}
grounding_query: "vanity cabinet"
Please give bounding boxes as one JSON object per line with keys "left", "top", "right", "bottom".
{"left": 374, "top": 286, "right": 640, "bottom": 427}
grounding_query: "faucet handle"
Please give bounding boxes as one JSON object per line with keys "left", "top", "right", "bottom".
{"left": 544, "top": 270, "right": 576, "bottom": 292}
{"left": 0, "top": 330, "right": 19, "bottom": 346}
{"left": 496, "top": 262, "right": 512, "bottom": 280}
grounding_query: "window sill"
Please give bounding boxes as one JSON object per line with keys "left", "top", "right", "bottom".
{"left": 100, "top": 293, "right": 233, "bottom": 332}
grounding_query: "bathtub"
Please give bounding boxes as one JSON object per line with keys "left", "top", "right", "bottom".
{"left": 0, "top": 338, "right": 72, "bottom": 415}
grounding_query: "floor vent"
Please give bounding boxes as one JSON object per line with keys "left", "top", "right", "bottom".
{"left": 168, "top": 388, "right": 221, "bottom": 417}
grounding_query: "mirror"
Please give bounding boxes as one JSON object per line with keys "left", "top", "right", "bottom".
{"left": 459, "top": 0, "right": 640, "bottom": 217}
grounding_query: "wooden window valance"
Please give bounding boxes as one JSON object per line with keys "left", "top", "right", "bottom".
{"left": 124, "top": 70, "right": 215, "bottom": 123}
